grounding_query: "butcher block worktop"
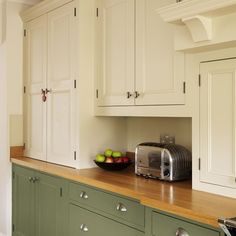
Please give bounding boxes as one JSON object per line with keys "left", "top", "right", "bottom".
{"left": 11, "top": 156, "right": 236, "bottom": 229}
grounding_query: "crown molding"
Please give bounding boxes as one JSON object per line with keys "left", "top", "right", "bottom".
{"left": 7, "top": 0, "right": 42, "bottom": 5}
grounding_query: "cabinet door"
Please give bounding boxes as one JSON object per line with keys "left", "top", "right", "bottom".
{"left": 135, "top": 0, "right": 185, "bottom": 105}
{"left": 47, "top": 2, "right": 77, "bottom": 167}
{"left": 69, "top": 204, "right": 144, "bottom": 236}
{"left": 200, "top": 59, "right": 236, "bottom": 189}
{"left": 24, "top": 15, "right": 47, "bottom": 161}
{"left": 97, "top": 0, "right": 135, "bottom": 106}
{"left": 12, "top": 165, "right": 35, "bottom": 236}
{"left": 35, "top": 173, "right": 68, "bottom": 236}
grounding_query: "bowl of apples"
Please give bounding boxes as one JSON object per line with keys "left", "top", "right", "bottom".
{"left": 94, "top": 149, "right": 131, "bottom": 171}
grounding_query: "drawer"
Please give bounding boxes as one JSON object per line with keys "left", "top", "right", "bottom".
{"left": 152, "top": 212, "right": 221, "bottom": 236}
{"left": 69, "top": 204, "right": 144, "bottom": 236}
{"left": 69, "top": 182, "right": 144, "bottom": 228}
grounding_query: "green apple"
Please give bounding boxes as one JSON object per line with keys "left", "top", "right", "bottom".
{"left": 95, "top": 154, "right": 106, "bottom": 162}
{"left": 112, "top": 151, "right": 122, "bottom": 158}
{"left": 104, "top": 149, "right": 113, "bottom": 157}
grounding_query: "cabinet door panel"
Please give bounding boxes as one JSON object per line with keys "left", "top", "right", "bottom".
{"left": 12, "top": 166, "right": 35, "bottom": 236}
{"left": 47, "top": 2, "right": 76, "bottom": 167}
{"left": 136, "top": 0, "right": 185, "bottom": 105}
{"left": 97, "top": 0, "right": 135, "bottom": 106}
{"left": 69, "top": 204, "right": 144, "bottom": 236}
{"left": 35, "top": 173, "right": 68, "bottom": 236}
{"left": 25, "top": 15, "right": 47, "bottom": 161}
{"left": 200, "top": 59, "right": 236, "bottom": 189}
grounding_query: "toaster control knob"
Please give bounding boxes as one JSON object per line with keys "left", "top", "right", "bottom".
{"left": 164, "top": 169, "right": 170, "bottom": 177}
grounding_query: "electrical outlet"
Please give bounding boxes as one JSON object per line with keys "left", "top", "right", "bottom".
{"left": 160, "top": 134, "right": 175, "bottom": 144}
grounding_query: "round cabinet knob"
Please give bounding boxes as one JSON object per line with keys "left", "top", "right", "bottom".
{"left": 116, "top": 203, "right": 127, "bottom": 212}
{"left": 80, "top": 191, "right": 88, "bottom": 199}
{"left": 80, "top": 224, "right": 88, "bottom": 232}
{"left": 176, "top": 227, "right": 189, "bottom": 236}
{"left": 163, "top": 169, "right": 170, "bottom": 177}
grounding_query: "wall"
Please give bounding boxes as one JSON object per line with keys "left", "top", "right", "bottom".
{"left": 126, "top": 117, "right": 192, "bottom": 151}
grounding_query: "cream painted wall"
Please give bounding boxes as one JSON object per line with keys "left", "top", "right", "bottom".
{"left": 126, "top": 117, "right": 192, "bottom": 152}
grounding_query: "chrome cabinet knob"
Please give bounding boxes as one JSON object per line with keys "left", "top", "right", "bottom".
{"left": 116, "top": 203, "right": 127, "bottom": 212}
{"left": 176, "top": 227, "right": 189, "bottom": 236}
{"left": 28, "top": 177, "right": 33, "bottom": 182}
{"left": 32, "top": 177, "right": 40, "bottom": 183}
{"left": 80, "top": 224, "right": 88, "bottom": 232}
{"left": 80, "top": 191, "right": 88, "bottom": 199}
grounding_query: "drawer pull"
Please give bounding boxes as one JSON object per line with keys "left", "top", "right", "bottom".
{"left": 80, "top": 224, "right": 88, "bottom": 232}
{"left": 116, "top": 203, "right": 127, "bottom": 212}
{"left": 175, "top": 227, "right": 189, "bottom": 236}
{"left": 80, "top": 191, "right": 88, "bottom": 199}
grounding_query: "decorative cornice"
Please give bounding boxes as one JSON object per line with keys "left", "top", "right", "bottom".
{"left": 20, "top": 0, "right": 73, "bottom": 22}
{"left": 6, "top": 0, "right": 42, "bottom": 5}
{"left": 157, "top": 0, "right": 236, "bottom": 23}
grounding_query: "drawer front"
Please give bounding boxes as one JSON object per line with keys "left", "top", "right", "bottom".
{"left": 69, "top": 183, "right": 144, "bottom": 228}
{"left": 69, "top": 204, "right": 144, "bottom": 236}
{"left": 152, "top": 212, "right": 220, "bottom": 236}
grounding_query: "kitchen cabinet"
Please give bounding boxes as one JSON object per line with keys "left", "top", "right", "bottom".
{"left": 145, "top": 208, "right": 224, "bottom": 236}
{"left": 24, "top": 0, "right": 77, "bottom": 167}
{"left": 12, "top": 164, "right": 68, "bottom": 236}
{"left": 69, "top": 204, "right": 144, "bottom": 236}
{"left": 199, "top": 58, "right": 236, "bottom": 189}
{"left": 96, "top": 0, "right": 185, "bottom": 107}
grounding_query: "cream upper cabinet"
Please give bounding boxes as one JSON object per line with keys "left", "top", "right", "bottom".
{"left": 24, "top": 1, "right": 77, "bottom": 167}
{"left": 47, "top": 2, "right": 76, "bottom": 167}
{"left": 135, "top": 0, "right": 185, "bottom": 105}
{"left": 25, "top": 15, "right": 47, "bottom": 161}
{"left": 96, "top": 0, "right": 185, "bottom": 107}
{"left": 97, "top": 0, "right": 135, "bottom": 106}
{"left": 200, "top": 59, "right": 236, "bottom": 189}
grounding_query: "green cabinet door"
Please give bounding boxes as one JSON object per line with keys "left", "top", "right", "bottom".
{"left": 12, "top": 165, "right": 35, "bottom": 236}
{"left": 34, "top": 173, "right": 68, "bottom": 236}
{"left": 69, "top": 204, "right": 144, "bottom": 236}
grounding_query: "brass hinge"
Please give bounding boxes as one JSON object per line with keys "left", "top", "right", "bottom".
{"left": 24, "top": 29, "right": 26, "bottom": 37}
{"left": 74, "top": 151, "right": 77, "bottom": 160}
{"left": 60, "top": 187, "right": 63, "bottom": 197}
{"left": 24, "top": 86, "right": 26, "bottom": 94}
{"left": 183, "top": 81, "right": 186, "bottom": 94}
{"left": 12, "top": 224, "right": 15, "bottom": 232}
{"left": 74, "top": 8, "right": 77, "bottom": 17}
{"left": 23, "top": 143, "right": 26, "bottom": 150}
{"left": 198, "top": 74, "right": 201, "bottom": 87}
{"left": 96, "top": 89, "right": 99, "bottom": 99}
{"left": 74, "top": 80, "right": 77, "bottom": 89}
{"left": 13, "top": 172, "right": 15, "bottom": 179}
{"left": 96, "top": 8, "right": 99, "bottom": 17}
{"left": 198, "top": 158, "right": 201, "bottom": 170}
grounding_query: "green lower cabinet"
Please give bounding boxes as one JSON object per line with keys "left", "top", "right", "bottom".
{"left": 145, "top": 208, "right": 224, "bottom": 236}
{"left": 12, "top": 165, "right": 68, "bottom": 236}
{"left": 69, "top": 204, "right": 144, "bottom": 236}
{"left": 12, "top": 165, "right": 35, "bottom": 236}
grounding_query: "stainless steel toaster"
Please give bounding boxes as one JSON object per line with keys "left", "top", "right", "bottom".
{"left": 135, "top": 142, "right": 192, "bottom": 181}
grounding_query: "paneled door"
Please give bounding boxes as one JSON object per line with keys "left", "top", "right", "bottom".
{"left": 12, "top": 166, "right": 35, "bottom": 236}
{"left": 97, "top": 0, "right": 135, "bottom": 106}
{"left": 135, "top": 0, "right": 185, "bottom": 105}
{"left": 24, "top": 15, "right": 47, "bottom": 161}
{"left": 47, "top": 2, "right": 77, "bottom": 167}
{"left": 200, "top": 59, "right": 236, "bottom": 189}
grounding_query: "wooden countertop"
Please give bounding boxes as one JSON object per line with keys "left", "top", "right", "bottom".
{"left": 11, "top": 156, "right": 236, "bottom": 228}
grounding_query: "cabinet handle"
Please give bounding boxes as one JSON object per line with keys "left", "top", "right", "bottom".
{"left": 134, "top": 91, "right": 140, "bottom": 99}
{"left": 116, "top": 203, "right": 127, "bottom": 212}
{"left": 127, "top": 92, "right": 132, "bottom": 99}
{"left": 41, "top": 89, "right": 47, "bottom": 102}
{"left": 46, "top": 88, "right": 51, "bottom": 94}
{"left": 175, "top": 227, "right": 189, "bottom": 236}
{"left": 80, "top": 191, "right": 88, "bottom": 199}
{"left": 32, "top": 177, "right": 40, "bottom": 183}
{"left": 80, "top": 224, "right": 88, "bottom": 232}
{"left": 28, "top": 177, "right": 33, "bottom": 182}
